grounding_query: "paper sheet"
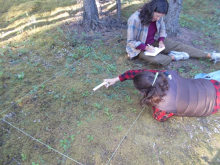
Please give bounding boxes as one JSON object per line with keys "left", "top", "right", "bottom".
{"left": 144, "top": 47, "right": 165, "bottom": 56}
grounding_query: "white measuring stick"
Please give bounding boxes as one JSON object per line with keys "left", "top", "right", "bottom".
{"left": 93, "top": 82, "right": 108, "bottom": 91}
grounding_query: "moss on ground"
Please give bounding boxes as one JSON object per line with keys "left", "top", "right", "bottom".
{"left": 0, "top": 0, "right": 220, "bottom": 164}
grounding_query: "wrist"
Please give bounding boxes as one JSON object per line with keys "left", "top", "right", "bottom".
{"left": 115, "top": 77, "right": 120, "bottom": 82}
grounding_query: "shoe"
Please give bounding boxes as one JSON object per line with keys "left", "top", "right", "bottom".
{"left": 211, "top": 52, "right": 220, "bottom": 64}
{"left": 168, "top": 51, "right": 189, "bottom": 61}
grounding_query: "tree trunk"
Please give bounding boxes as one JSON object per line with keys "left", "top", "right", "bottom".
{"left": 83, "top": 0, "right": 99, "bottom": 29}
{"left": 164, "top": 0, "right": 183, "bottom": 36}
{"left": 116, "top": 0, "right": 121, "bottom": 23}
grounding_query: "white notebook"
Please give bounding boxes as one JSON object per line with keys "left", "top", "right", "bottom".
{"left": 144, "top": 47, "right": 165, "bottom": 56}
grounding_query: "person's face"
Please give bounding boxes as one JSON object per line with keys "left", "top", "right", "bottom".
{"left": 152, "top": 12, "right": 165, "bottom": 22}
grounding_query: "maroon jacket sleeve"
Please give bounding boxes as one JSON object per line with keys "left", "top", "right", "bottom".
{"left": 158, "top": 37, "right": 165, "bottom": 42}
{"left": 119, "top": 69, "right": 160, "bottom": 82}
{"left": 136, "top": 43, "right": 146, "bottom": 51}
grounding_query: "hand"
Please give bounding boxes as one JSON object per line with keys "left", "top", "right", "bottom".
{"left": 159, "top": 41, "right": 165, "bottom": 48}
{"left": 145, "top": 45, "right": 155, "bottom": 52}
{"left": 103, "top": 77, "right": 120, "bottom": 88}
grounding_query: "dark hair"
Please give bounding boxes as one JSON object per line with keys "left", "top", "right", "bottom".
{"left": 139, "top": 0, "right": 169, "bottom": 26}
{"left": 133, "top": 71, "right": 169, "bottom": 107}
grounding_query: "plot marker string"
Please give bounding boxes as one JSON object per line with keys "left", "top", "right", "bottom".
{"left": 0, "top": 55, "right": 87, "bottom": 116}
{"left": 106, "top": 107, "right": 145, "bottom": 165}
{"left": 2, "top": 119, "right": 83, "bottom": 165}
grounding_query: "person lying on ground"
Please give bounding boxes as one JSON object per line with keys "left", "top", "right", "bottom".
{"left": 126, "top": 0, "right": 220, "bottom": 66}
{"left": 103, "top": 69, "right": 220, "bottom": 122}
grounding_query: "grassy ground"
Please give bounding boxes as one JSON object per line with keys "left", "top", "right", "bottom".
{"left": 0, "top": 0, "right": 220, "bottom": 165}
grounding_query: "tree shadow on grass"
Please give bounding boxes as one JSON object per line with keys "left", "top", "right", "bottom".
{"left": 201, "top": 149, "right": 220, "bottom": 165}
{"left": 0, "top": 0, "right": 83, "bottom": 42}
{"left": 210, "top": 149, "right": 220, "bottom": 164}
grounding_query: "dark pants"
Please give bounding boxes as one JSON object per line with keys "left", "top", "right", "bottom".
{"left": 139, "top": 38, "right": 207, "bottom": 66}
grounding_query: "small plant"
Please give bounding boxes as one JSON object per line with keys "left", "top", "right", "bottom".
{"left": 70, "top": 87, "right": 75, "bottom": 92}
{"left": 61, "top": 95, "right": 66, "bottom": 100}
{"left": 93, "top": 103, "right": 101, "bottom": 109}
{"left": 17, "top": 48, "right": 28, "bottom": 55}
{"left": 132, "top": 109, "right": 137, "bottom": 112}
{"left": 199, "top": 58, "right": 205, "bottom": 64}
{"left": 77, "top": 121, "right": 82, "bottom": 126}
{"left": 21, "top": 153, "right": 27, "bottom": 161}
{"left": 54, "top": 94, "right": 59, "bottom": 99}
{"left": 32, "top": 162, "right": 39, "bottom": 165}
{"left": 71, "top": 52, "right": 79, "bottom": 59}
{"left": 41, "top": 84, "right": 45, "bottom": 90}
{"left": 117, "top": 125, "right": 123, "bottom": 131}
{"left": 108, "top": 114, "right": 114, "bottom": 120}
{"left": 104, "top": 108, "right": 110, "bottom": 115}
{"left": 17, "top": 72, "right": 25, "bottom": 80}
{"left": 81, "top": 32, "right": 86, "bottom": 37}
{"left": 104, "top": 108, "right": 113, "bottom": 120}
{"left": 60, "top": 139, "right": 70, "bottom": 151}
{"left": 126, "top": 96, "right": 132, "bottom": 104}
{"left": 188, "top": 63, "right": 193, "bottom": 68}
{"left": 206, "top": 63, "right": 211, "bottom": 67}
{"left": 92, "top": 68, "right": 98, "bottom": 74}
{"left": 106, "top": 64, "right": 117, "bottom": 74}
{"left": 87, "top": 135, "right": 94, "bottom": 142}
{"left": 100, "top": 54, "right": 112, "bottom": 61}
{"left": 30, "top": 85, "right": 38, "bottom": 94}
{"left": 70, "top": 135, "right": 75, "bottom": 141}
{"left": 38, "top": 68, "right": 43, "bottom": 72}
{"left": 178, "top": 68, "right": 185, "bottom": 73}
{"left": 133, "top": 90, "right": 139, "bottom": 94}
{"left": 82, "top": 91, "right": 89, "bottom": 97}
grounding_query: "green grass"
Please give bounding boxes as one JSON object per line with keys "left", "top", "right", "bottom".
{"left": 180, "top": 0, "right": 220, "bottom": 51}
{"left": 0, "top": 0, "right": 220, "bottom": 164}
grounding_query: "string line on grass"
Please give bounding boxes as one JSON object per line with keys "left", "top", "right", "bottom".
{"left": 0, "top": 55, "right": 87, "bottom": 116}
{"left": 2, "top": 119, "right": 84, "bottom": 165}
{"left": 106, "top": 107, "right": 145, "bottom": 165}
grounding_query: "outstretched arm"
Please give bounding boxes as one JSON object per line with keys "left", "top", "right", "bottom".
{"left": 103, "top": 69, "right": 162, "bottom": 88}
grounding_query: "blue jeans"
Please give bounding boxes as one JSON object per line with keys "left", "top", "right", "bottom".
{"left": 194, "top": 70, "right": 220, "bottom": 82}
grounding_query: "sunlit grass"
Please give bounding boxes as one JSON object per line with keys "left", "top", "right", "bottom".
{"left": 0, "top": 0, "right": 82, "bottom": 41}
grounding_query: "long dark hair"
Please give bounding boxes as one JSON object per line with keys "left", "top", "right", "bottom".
{"left": 133, "top": 71, "right": 169, "bottom": 107}
{"left": 139, "top": 0, "right": 169, "bottom": 26}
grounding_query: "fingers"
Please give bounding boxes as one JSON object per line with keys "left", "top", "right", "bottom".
{"left": 148, "top": 47, "right": 155, "bottom": 52}
{"left": 103, "top": 79, "right": 110, "bottom": 88}
{"left": 150, "top": 47, "right": 155, "bottom": 51}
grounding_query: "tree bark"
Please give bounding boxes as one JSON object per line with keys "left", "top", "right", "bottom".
{"left": 164, "top": 0, "right": 183, "bottom": 36}
{"left": 83, "top": 0, "right": 99, "bottom": 29}
{"left": 116, "top": 0, "right": 121, "bottom": 23}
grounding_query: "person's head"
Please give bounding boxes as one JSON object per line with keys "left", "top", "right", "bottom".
{"left": 133, "top": 71, "right": 169, "bottom": 107}
{"left": 139, "top": 0, "right": 169, "bottom": 25}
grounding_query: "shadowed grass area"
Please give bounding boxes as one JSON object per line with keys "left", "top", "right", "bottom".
{"left": 0, "top": 0, "right": 220, "bottom": 164}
